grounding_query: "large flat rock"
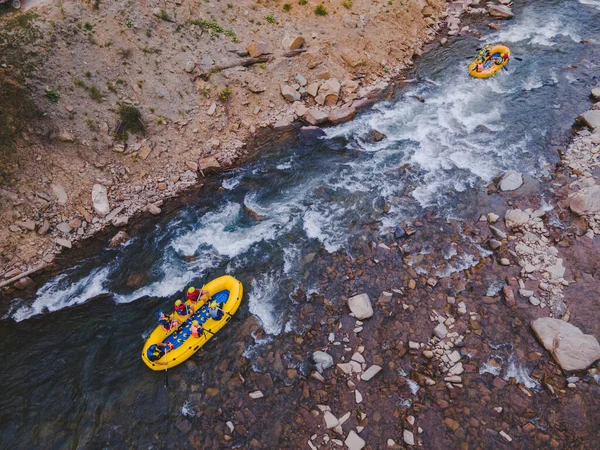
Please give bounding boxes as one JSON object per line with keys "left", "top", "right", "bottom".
{"left": 580, "top": 110, "right": 600, "bottom": 130}
{"left": 569, "top": 185, "right": 600, "bottom": 215}
{"left": 531, "top": 318, "right": 600, "bottom": 371}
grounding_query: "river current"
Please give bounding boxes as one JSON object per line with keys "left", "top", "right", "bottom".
{"left": 1, "top": 1, "right": 600, "bottom": 448}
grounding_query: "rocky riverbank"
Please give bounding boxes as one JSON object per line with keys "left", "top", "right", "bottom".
{"left": 0, "top": 0, "right": 517, "bottom": 293}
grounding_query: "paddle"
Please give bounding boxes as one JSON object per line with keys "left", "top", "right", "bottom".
{"left": 163, "top": 346, "right": 169, "bottom": 389}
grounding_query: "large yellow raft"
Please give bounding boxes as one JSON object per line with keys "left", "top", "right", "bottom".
{"left": 468, "top": 45, "right": 510, "bottom": 79}
{"left": 141, "top": 275, "right": 243, "bottom": 371}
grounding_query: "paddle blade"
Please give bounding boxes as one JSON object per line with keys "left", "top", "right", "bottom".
{"left": 513, "top": 57, "right": 523, "bottom": 61}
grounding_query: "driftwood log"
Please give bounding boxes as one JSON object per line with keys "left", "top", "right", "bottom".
{"left": 193, "top": 56, "right": 271, "bottom": 80}
{"left": 0, "top": 264, "right": 46, "bottom": 289}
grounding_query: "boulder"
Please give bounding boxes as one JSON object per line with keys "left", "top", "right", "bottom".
{"left": 488, "top": 4, "right": 513, "bottom": 19}
{"left": 184, "top": 60, "right": 195, "bottom": 73}
{"left": 422, "top": 6, "right": 434, "bottom": 17}
{"left": 280, "top": 84, "right": 301, "bottom": 102}
{"left": 347, "top": 293, "right": 373, "bottom": 319}
{"left": 505, "top": 209, "right": 529, "bottom": 228}
{"left": 198, "top": 156, "right": 221, "bottom": 171}
{"left": 591, "top": 87, "right": 600, "bottom": 100}
{"left": 91, "top": 184, "right": 110, "bottom": 217}
{"left": 147, "top": 203, "right": 162, "bottom": 215}
{"left": 361, "top": 364, "right": 382, "bottom": 381}
{"left": 303, "top": 109, "right": 328, "bottom": 126}
{"left": 16, "top": 219, "right": 36, "bottom": 231}
{"left": 580, "top": 110, "right": 600, "bottom": 130}
{"left": 51, "top": 184, "right": 68, "bottom": 205}
{"left": 328, "top": 106, "right": 356, "bottom": 125}
{"left": 295, "top": 74, "right": 307, "bottom": 87}
{"left": 531, "top": 318, "right": 600, "bottom": 371}
{"left": 58, "top": 130, "right": 74, "bottom": 142}
{"left": 368, "top": 129, "right": 386, "bottom": 142}
{"left": 340, "top": 50, "right": 364, "bottom": 68}
{"left": 247, "top": 41, "right": 272, "bottom": 57}
{"left": 282, "top": 34, "right": 305, "bottom": 51}
{"left": 108, "top": 230, "right": 130, "bottom": 248}
{"left": 55, "top": 238, "right": 72, "bottom": 249}
{"left": 344, "top": 430, "right": 366, "bottom": 450}
{"left": 498, "top": 171, "right": 523, "bottom": 191}
{"left": 56, "top": 222, "right": 72, "bottom": 234}
{"left": 316, "top": 78, "right": 341, "bottom": 106}
{"left": 569, "top": 185, "right": 600, "bottom": 215}
{"left": 138, "top": 143, "right": 152, "bottom": 160}
{"left": 313, "top": 351, "right": 334, "bottom": 372}
{"left": 306, "top": 82, "right": 320, "bottom": 97}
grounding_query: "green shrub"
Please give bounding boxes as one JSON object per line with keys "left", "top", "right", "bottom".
{"left": 116, "top": 105, "right": 144, "bottom": 139}
{"left": 106, "top": 82, "right": 117, "bottom": 93}
{"left": 159, "top": 9, "right": 171, "bottom": 21}
{"left": 283, "top": 3, "right": 291, "bottom": 11}
{"left": 343, "top": 1, "right": 353, "bottom": 9}
{"left": 89, "top": 84, "right": 103, "bottom": 102}
{"left": 265, "top": 14, "right": 275, "bottom": 24}
{"left": 84, "top": 22, "right": 94, "bottom": 31}
{"left": 314, "top": 4, "right": 328, "bottom": 16}
{"left": 44, "top": 88, "right": 60, "bottom": 102}
{"left": 219, "top": 87, "right": 232, "bottom": 101}
{"left": 298, "top": 0, "right": 308, "bottom": 4}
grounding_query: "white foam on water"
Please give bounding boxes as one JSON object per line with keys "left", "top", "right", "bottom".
{"left": 435, "top": 253, "right": 480, "bottom": 278}
{"left": 247, "top": 273, "right": 283, "bottom": 335}
{"left": 303, "top": 205, "right": 347, "bottom": 253}
{"left": 486, "top": 280, "right": 505, "bottom": 297}
{"left": 11, "top": 266, "right": 111, "bottom": 322}
{"left": 580, "top": 0, "right": 600, "bottom": 10}
{"left": 181, "top": 401, "right": 195, "bottom": 417}
{"left": 171, "top": 202, "right": 291, "bottom": 258}
{"left": 283, "top": 245, "right": 301, "bottom": 275}
{"left": 407, "top": 378, "right": 420, "bottom": 396}
{"left": 276, "top": 161, "right": 293, "bottom": 170}
{"left": 490, "top": 8, "right": 581, "bottom": 47}
{"left": 504, "top": 356, "right": 540, "bottom": 390}
{"left": 479, "top": 359, "right": 502, "bottom": 376}
{"left": 222, "top": 175, "right": 242, "bottom": 190}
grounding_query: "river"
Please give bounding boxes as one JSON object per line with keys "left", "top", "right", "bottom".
{"left": 1, "top": 1, "right": 600, "bottom": 448}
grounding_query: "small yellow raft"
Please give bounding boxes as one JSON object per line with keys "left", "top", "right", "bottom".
{"left": 141, "top": 275, "right": 243, "bottom": 371}
{"left": 468, "top": 45, "right": 510, "bottom": 79}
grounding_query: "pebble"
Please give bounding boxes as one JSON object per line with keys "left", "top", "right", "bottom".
{"left": 360, "top": 365, "right": 382, "bottom": 381}
{"left": 249, "top": 390, "right": 264, "bottom": 399}
{"left": 403, "top": 429, "right": 415, "bottom": 446}
{"left": 499, "top": 431, "right": 512, "bottom": 442}
{"left": 344, "top": 430, "right": 365, "bottom": 450}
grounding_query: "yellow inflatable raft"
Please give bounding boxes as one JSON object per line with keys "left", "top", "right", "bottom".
{"left": 468, "top": 45, "right": 510, "bottom": 79}
{"left": 141, "top": 275, "right": 243, "bottom": 371}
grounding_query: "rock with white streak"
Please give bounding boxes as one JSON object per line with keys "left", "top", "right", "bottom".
{"left": 91, "top": 184, "right": 110, "bottom": 217}
{"left": 347, "top": 293, "right": 374, "bottom": 319}
{"left": 531, "top": 317, "right": 600, "bottom": 371}
{"left": 360, "top": 365, "right": 382, "bottom": 381}
{"left": 344, "top": 430, "right": 366, "bottom": 450}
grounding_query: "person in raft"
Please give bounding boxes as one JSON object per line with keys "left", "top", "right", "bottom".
{"left": 173, "top": 299, "right": 191, "bottom": 316}
{"left": 190, "top": 320, "right": 204, "bottom": 338}
{"left": 158, "top": 312, "right": 180, "bottom": 332}
{"left": 186, "top": 286, "right": 210, "bottom": 305}
{"left": 147, "top": 342, "right": 174, "bottom": 362}
{"left": 208, "top": 301, "right": 224, "bottom": 320}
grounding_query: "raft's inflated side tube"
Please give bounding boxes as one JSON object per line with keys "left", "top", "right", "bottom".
{"left": 141, "top": 275, "right": 243, "bottom": 370}
{"left": 468, "top": 45, "right": 510, "bottom": 79}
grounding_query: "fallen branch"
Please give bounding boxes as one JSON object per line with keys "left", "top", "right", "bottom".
{"left": 193, "top": 56, "right": 271, "bottom": 80}
{"left": 0, "top": 264, "right": 46, "bottom": 289}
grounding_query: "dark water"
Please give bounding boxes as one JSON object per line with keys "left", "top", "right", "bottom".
{"left": 2, "top": 1, "right": 600, "bottom": 448}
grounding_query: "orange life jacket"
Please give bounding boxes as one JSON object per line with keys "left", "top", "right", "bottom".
{"left": 191, "top": 324, "right": 203, "bottom": 338}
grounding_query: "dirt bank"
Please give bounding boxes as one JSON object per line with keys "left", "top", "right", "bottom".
{"left": 1, "top": 0, "right": 465, "bottom": 286}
